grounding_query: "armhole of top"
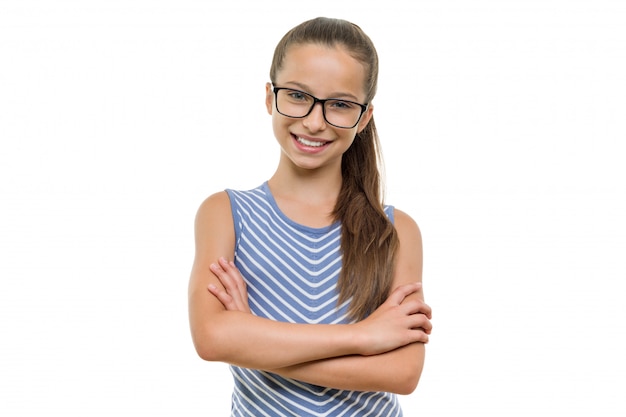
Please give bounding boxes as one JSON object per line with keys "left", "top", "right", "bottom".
{"left": 385, "top": 205, "right": 396, "bottom": 225}
{"left": 224, "top": 189, "right": 240, "bottom": 246}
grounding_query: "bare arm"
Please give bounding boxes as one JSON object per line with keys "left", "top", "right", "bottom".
{"left": 268, "top": 209, "right": 430, "bottom": 394}
{"left": 188, "top": 194, "right": 429, "bottom": 370}
{"left": 268, "top": 344, "right": 424, "bottom": 395}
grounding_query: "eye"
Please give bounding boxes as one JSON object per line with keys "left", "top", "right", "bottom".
{"left": 328, "top": 100, "right": 355, "bottom": 110}
{"left": 286, "top": 90, "right": 308, "bottom": 101}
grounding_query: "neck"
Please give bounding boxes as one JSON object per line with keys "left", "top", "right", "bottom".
{"left": 270, "top": 172, "right": 341, "bottom": 204}
{"left": 268, "top": 160, "right": 343, "bottom": 208}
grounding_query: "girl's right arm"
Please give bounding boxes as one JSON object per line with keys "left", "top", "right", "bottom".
{"left": 188, "top": 192, "right": 428, "bottom": 370}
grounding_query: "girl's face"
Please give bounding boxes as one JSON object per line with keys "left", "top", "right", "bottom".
{"left": 266, "top": 43, "right": 374, "bottom": 173}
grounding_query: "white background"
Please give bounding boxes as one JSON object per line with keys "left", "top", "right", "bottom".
{"left": 1, "top": 0, "right": 624, "bottom": 415}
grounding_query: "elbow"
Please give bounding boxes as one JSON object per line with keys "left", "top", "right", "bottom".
{"left": 394, "top": 371, "right": 421, "bottom": 395}
{"left": 192, "top": 338, "right": 215, "bottom": 362}
{"left": 194, "top": 342, "right": 219, "bottom": 362}
{"left": 190, "top": 326, "right": 226, "bottom": 362}
{"left": 388, "top": 366, "right": 422, "bottom": 395}
{"left": 189, "top": 307, "right": 239, "bottom": 362}
{"left": 189, "top": 308, "right": 245, "bottom": 363}
{"left": 388, "top": 346, "right": 425, "bottom": 395}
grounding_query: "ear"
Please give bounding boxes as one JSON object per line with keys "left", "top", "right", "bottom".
{"left": 356, "top": 104, "right": 374, "bottom": 133}
{"left": 265, "top": 82, "right": 274, "bottom": 115}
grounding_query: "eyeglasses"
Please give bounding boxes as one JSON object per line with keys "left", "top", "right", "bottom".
{"left": 272, "top": 86, "right": 368, "bottom": 129}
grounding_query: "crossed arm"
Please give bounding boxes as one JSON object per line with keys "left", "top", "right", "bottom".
{"left": 188, "top": 191, "right": 432, "bottom": 394}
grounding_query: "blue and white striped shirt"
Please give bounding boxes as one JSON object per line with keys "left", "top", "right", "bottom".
{"left": 225, "top": 182, "right": 402, "bottom": 417}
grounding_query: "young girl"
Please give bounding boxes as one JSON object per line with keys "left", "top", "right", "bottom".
{"left": 188, "top": 17, "right": 432, "bottom": 416}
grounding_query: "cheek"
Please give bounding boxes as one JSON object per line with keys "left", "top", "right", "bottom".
{"left": 347, "top": 126, "right": 360, "bottom": 140}
{"left": 271, "top": 112, "right": 287, "bottom": 137}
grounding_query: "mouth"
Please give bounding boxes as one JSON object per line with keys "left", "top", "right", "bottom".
{"left": 293, "top": 134, "right": 330, "bottom": 148}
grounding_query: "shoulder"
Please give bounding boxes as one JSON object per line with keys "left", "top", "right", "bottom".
{"left": 392, "top": 208, "right": 422, "bottom": 246}
{"left": 195, "top": 191, "right": 232, "bottom": 225}
{"left": 391, "top": 208, "right": 423, "bottom": 286}
{"left": 192, "top": 191, "right": 236, "bottom": 267}
{"left": 194, "top": 191, "right": 234, "bottom": 245}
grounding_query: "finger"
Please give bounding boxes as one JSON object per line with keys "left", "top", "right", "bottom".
{"left": 217, "top": 259, "right": 249, "bottom": 309}
{"left": 402, "top": 299, "right": 432, "bottom": 319}
{"left": 411, "top": 329, "right": 430, "bottom": 344}
{"left": 230, "top": 261, "right": 249, "bottom": 303}
{"left": 211, "top": 261, "right": 239, "bottom": 294}
{"left": 407, "top": 313, "right": 433, "bottom": 334}
{"left": 386, "top": 282, "right": 422, "bottom": 306}
{"left": 209, "top": 262, "right": 229, "bottom": 283}
{"left": 222, "top": 259, "right": 246, "bottom": 285}
{"left": 217, "top": 258, "right": 246, "bottom": 292}
{"left": 221, "top": 258, "right": 247, "bottom": 293}
{"left": 208, "top": 284, "right": 237, "bottom": 310}
{"left": 209, "top": 274, "right": 246, "bottom": 311}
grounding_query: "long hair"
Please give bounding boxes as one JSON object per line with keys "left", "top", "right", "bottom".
{"left": 269, "top": 17, "right": 399, "bottom": 321}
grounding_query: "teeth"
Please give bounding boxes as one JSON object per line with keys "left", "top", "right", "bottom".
{"left": 297, "top": 137, "right": 326, "bottom": 147}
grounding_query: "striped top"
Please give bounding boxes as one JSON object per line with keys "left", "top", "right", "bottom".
{"left": 225, "top": 182, "right": 402, "bottom": 417}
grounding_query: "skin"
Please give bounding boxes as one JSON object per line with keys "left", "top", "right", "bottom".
{"left": 188, "top": 43, "right": 432, "bottom": 395}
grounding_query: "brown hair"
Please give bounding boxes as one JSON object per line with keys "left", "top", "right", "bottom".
{"left": 269, "top": 17, "right": 399, "bottom": 321}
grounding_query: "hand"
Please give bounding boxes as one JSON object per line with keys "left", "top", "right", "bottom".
{"left": 354, "top": 283, "right": 432, "bottom": 356}
{"left": 208, "top": 257, "right": 251, "bottom": 314}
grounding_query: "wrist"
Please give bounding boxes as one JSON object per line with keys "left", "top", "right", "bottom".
{"left": 345, "top": 322, "right": 367, "bottom": 356}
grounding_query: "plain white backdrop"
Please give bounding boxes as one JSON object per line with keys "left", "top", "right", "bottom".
{"left": 1, "top": 0, "right": 624, "bottom": 415}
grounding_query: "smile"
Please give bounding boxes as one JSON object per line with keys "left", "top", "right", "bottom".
{"left": 296, "top": 136, "right": 328, "bottom": 147}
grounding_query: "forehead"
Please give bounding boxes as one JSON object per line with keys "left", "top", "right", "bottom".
{"left": 276, "top": 43, "right": 368, "bottom": 100}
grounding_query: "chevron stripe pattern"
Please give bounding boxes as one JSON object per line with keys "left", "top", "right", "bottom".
{"left": 225, "top": 183, "right": 402, "bottom": 417}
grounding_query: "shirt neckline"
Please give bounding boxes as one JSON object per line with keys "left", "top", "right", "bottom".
{"left": 261, "top": 181, "right": 341, "bottom": 235}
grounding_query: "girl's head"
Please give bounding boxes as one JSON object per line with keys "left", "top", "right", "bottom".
{"left": 269, "top": 18, "right": 399, "bottom": 321}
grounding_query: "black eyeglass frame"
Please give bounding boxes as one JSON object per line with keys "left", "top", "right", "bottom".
{"left": 272, "top": 86, "right": 369, "bottom": 129}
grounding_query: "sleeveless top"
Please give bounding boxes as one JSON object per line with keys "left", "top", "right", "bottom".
{"left": 225, "top": 182, "right": 402, "bottom": 417}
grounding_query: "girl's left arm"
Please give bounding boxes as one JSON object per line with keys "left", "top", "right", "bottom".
{"left": 269, "top": 341, "right": 424, "bottom": 394}
{"left": 268, "top": 209, "right": 429, "bottom": 394}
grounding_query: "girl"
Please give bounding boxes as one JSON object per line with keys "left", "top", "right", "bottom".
{"left": 188, "top": 17, "right": 432, "bottom": 416}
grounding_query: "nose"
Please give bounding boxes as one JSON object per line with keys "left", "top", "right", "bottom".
{"left": 302, "top": 102, "right": 327, "bottom": 132}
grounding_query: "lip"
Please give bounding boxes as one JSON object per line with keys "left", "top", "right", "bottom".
{"left": 291, "top": 133, "right": 331, "bottom": 153}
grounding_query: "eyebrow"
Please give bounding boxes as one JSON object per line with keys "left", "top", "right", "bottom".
{"left": 282, "top": 81, "right": 362, "bottom": 102}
